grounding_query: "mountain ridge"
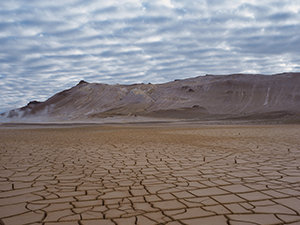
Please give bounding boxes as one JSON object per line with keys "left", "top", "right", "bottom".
{"left": 1, "top": 72, "right": 300, "bottom": 123}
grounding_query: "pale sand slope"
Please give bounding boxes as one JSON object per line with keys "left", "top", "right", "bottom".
{"left": 1, "top": 124, "right": 300, "bottom": 225}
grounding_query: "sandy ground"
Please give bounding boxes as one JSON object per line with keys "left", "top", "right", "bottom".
{"left": 1, "top": 124, "right": 300, "bottom": 225}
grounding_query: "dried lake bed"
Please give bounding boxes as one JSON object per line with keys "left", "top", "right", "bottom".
{"left": 1, "top": 123, "right": 300, "bottom": 225}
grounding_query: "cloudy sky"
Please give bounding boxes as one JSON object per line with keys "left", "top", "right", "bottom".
{"left": 0, "top": 0, "right": 300, "bottom": 113}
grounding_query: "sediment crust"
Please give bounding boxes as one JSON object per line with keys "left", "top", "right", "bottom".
{"left": 1, "top": 124, "right": 300, "bottom": 224}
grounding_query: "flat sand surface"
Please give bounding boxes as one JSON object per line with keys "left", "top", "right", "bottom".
{"left": 1, "top": 124, "right": 300, "bottom": 225}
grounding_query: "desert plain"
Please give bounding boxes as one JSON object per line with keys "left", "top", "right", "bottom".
{"left": 1, "top": 123, "right": 300, "bottom": 225}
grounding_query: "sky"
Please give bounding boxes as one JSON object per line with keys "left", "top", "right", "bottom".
{"left": 0, "top": 0, "right": 300, "bottom": 113}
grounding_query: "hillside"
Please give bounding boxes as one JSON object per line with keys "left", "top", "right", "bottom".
{"left": 1, "top": 73, "right": 300, "bottom": 123}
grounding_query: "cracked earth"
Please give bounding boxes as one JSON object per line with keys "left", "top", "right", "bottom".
{"left": 0, "top": 124, "right": 300, "bottom": 225}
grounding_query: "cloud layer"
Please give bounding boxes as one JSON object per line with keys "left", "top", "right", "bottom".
{"left": 0, "top": 0, "right": 300, "bottom": 112}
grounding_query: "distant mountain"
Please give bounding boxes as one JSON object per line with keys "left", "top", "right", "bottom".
{"left": 1, "top": 73, "right": 300, "bottom": 123}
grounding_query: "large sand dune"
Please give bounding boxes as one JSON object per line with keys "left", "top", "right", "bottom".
{"left": 1, "top": 124, "right": 300, "bottom": 224}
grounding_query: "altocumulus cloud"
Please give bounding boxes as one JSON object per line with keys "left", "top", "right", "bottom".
{"left": 0, "top": 0, "right": 300, "bottom": 112}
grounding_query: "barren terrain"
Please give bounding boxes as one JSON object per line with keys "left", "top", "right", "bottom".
{"left": 2, "top": 73, "right": 300, "bottom": 123}
{"left": 0, "top": 124, "right": 300, "bottom": 225}
{"left": 1, "top": 124, "right": 300, "bottom": 224}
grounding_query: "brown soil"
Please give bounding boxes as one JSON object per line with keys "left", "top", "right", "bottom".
{"left": 1, "top": 124, "right": 300, "bottom": 224}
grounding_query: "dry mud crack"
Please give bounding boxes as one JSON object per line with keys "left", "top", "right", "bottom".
{"left": 1, "top": 124, "right": 300, "bottom": 225}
